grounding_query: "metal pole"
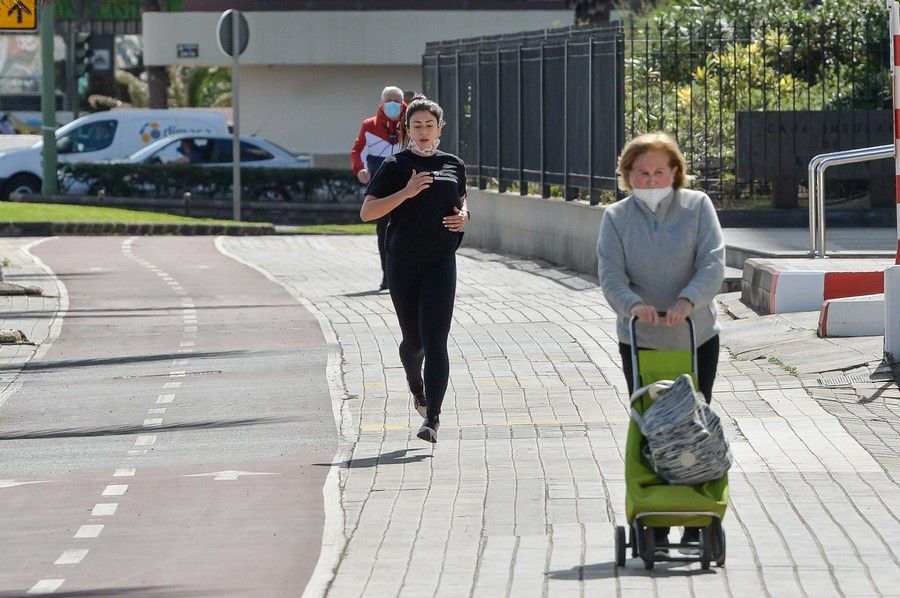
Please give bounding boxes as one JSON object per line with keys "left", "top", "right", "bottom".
{"left": 231, "top": 10, "right": 241, "bottom": 221}
{"left": 40, "top": 2, "right": 58, "bottom": 196}
{"left": 892, "top": 0, "right": 900, "bottom": 264}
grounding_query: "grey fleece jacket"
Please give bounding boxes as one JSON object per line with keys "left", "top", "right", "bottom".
{"left": 596, "top": 188, "right": 725, "bottom": 350}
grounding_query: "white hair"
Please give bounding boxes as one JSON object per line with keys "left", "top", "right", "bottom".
{"left": 381, "top": 86, "right": 403, "bottom": 101}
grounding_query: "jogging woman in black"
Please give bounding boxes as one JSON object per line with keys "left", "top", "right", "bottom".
{"left": 359, "top": 97, "right": 470, "bottom": 444}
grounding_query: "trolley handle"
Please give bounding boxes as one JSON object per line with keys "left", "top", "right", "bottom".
{"left": 628, "top": 313, "right": 697, "bottom": 392}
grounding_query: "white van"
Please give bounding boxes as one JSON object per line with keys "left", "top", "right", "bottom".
{"left": 0, "top": 109, "right": 228, "bottom": 199}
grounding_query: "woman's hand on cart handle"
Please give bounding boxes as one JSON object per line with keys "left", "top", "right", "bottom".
{"left": 665, "top": 298, "right": 694, "bottom": 326}
{"left": 630, "top": 303, "right": 660, "bottom": 324}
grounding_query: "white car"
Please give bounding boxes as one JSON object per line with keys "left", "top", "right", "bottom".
{"left": 125, "top": 133, "right": 311, "bottom": 168}
{"left": 60, "top": 133, "right": 312, "bottom": 198}
{"left": 0, "top": 109, "right": 228, "bottom": 199}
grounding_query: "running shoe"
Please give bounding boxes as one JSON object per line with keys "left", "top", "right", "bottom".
{"left": 417, "top": 416, "right": 439, "bottom": 443}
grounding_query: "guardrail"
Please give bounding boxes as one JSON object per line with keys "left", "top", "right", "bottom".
{"left": 807, "top": 144, "right": 895, "bottom": 258}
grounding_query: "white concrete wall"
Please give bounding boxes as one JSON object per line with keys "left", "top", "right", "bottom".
{"left": 242, "top": 64, "right": 421, "bottom": 157}
{"left": 463, "top": 188, "right": 606, "bottom": 277}
{"left": 142, "top": 9, "right": 573, "bottom": 161}
{"left": 143, "top": 11, "right": 573, "bottom": 66}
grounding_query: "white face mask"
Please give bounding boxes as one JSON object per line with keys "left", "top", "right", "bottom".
{"left": 408, "top": 138, "right": 440, "bottom": 155}
{"left": 632, "top": 186, "right": 673, "bottom": 212}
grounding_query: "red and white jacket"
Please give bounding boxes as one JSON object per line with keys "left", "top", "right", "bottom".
{"left": 350, "top": 102, "right": 407, "bottom": 175}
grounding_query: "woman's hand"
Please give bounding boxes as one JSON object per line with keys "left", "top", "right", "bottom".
{"left": 443, "top": 206, "right": 468, "bottom": 232}
{"left": 630, "top": 303, "right": 659, "bottom": 324}
{"left": 665, "top": 298, "right": 694, "bottom": 326}
{"left": 403, "top": 170, "right": 432, "bottom": 200}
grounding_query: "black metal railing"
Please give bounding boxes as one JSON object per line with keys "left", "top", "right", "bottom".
{"left": 625, "top": 17, "right": 892, "bottom": 206}
{"left": 425, "top": 16, "right": 892, "bottom": 207}
{"left": 423, "top": 25, "right": 626, "bottom": 205}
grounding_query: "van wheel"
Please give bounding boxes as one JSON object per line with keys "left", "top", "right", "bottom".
{"left": 1, "top": 174, "right": 42, "bottom": 200}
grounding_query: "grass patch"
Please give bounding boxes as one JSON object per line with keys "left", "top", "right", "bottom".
{"left": 281, "top": 223, "right": 375, "bottom": 235}
{"left": 0, "top": 202, "right": 263, "bottom": 226}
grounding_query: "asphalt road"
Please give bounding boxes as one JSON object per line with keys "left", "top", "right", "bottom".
{"left": 0, "top": 236, "right": 337, "bottom": 597}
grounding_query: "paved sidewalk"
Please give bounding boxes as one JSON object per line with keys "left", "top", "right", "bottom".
{"left": 222, "top": 236, "right": 900, "bottom": 598}
{"left": 0, "top": 238, "right": 66, "bottom": 409}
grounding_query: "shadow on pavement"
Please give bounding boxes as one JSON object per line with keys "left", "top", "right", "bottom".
{"left": 0, "top": 416, "right": 292, "bottom": 441}
{"left": 545, "top": 561, "right": 717, "bottom": 580}
{"left": 0, "top": 304, "right": 302, "bottom": 319}
{"left": 0, "top": 586, "right": 230, "bottom": 597}
{"left": 342, "top": 289, "right": 387, "bottom": 297}
{"left": 3, "top": 349, "right": 248, "bottom": 373}
{"left": 314, "top": 448, "right": 431, "bottom": 468}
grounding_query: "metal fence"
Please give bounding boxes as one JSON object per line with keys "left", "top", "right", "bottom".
{"left": 624, "top": 17, "right": 892, "bottom": 206}
{"left": 423, "top": 25, "right": 625, "bottom": 205}
{"left": 425, "top": 16, "right": 893, "bottom": 207}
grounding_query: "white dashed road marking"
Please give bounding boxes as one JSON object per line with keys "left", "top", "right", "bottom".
{"left": 27, "top": 579, "right": 65, "bottom": 594}
{"left": 91, "top": 503, "right": 118, "bottom": 516}
{"left": 163, "top": 382, "right": 182, "bottom": 389}
{"left": 142, "top": 418, "right": 162, "bottom": 427}
{"left": 134, "top": 435, "right": 156, "bottom": 446}
{"left": 54, "top": 550, "right": 89, "bottom": 565}
{"left": 156, "top": 394, "right": 175, "bottom": 404}
{"left": 73, "top": 525, "right": 103, "bottom": 539}
{"left": 113, "top": 469, "right": 135, "bottom": 478}
{"left": 102, "top": 485, "right": 128, "bottom": 497}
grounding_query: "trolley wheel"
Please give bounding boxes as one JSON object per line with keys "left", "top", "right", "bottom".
{"left": 712, "top": 518, "right": 726, "bottom": 566}
{"left": 700, "top": 526, "right": 712, "bottom": 570}
{"left": 642, "top": 525, "right": 656, "bottom": 570}
{"left": 615, "top": 525, "right": 627, "bottom": 567}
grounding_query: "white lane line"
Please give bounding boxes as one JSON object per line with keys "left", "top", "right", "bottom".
{"left": 102, "top": 484, "right": 128, "bottom": 496}
{"left": 163, "top": 382, "right": 182, "bottom": 389}
{"left": 169, "top": 371, "right": 186, "bottom": 377}
{"left": 148, "top": 408, "right": 166, "bottom": 415}
{"left": 54, "top": 549, "right": 89, "bottom": 565}
{"left": 135, "top": 435, "right": 157, "bottom": 446}
{"left": 178, "top": 349, "right": 195, "bottom": 353}
{"left": 182, "top": 308, "right": 196, "bottom": 314}
{"left": 127, "top": 450, "right": 147, "bottom": 457}
{"left": 74, "top": 525, "right": 103, "bottom": 539}
{"left": 184, "top": 326, "right": 198, "bottom": 333}
{"left": 91, "top": 503, "right": 118, "bottom": 516}
{"left": 179, "top": 341, "right": 195, "bottom": 347}
{"left": 113, "top": 468, "right": 135, "bottom": 478}
{"left": 142, "top": 418, "right": 162, "bottom": 427}
{"left": 27, "top": 578, "right": 64, "bottom": 594}
{"left": 156, "top": 394, "right": 175, "bottom": 404}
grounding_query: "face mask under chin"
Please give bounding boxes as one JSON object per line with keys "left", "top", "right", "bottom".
{"left": 408, "top": 138, "right": 440, "bottom": 155}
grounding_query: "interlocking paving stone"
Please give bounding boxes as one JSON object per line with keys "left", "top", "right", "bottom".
{"left": 212, "top": 236, "right": 900, "bottom": 596}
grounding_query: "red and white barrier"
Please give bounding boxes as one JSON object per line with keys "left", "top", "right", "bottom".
{"left": 768, "top": 269, "right": 885, "bottom": 314}
{"left": 819, "top": 294, "right": 885, "bottom": 337}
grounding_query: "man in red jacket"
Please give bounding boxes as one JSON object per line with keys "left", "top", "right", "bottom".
{"left": 351, "top": 86, "right": 406, "bottom": 291}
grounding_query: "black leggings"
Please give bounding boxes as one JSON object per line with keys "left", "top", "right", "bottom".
{"left": 618, "top": 335, "right": 720, "bottom": 403}
{"left": 386, "top": 251, "right": 456, "bottom": 417}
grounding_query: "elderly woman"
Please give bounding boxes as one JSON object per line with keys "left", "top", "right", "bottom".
{"left": 596, "top": 131, "right": 725, "bottom": 550}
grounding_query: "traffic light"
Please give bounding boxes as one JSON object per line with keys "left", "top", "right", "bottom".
{"left": 75, "top": 32, "right": 93, "bottom": 77}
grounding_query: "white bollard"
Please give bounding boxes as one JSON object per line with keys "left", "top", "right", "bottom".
{"left": 886, "top": 266, "right": 900, "bottom": 361}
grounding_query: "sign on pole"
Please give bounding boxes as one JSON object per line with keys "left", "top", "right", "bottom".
{"left": 0, "top": 0, "right": 37, "bottom": 31}
{"left": 216, "top": 9, "right": 249, "bottom": 221}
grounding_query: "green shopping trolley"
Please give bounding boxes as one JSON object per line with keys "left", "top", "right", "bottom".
{"left": 614, "top": 314, "right": 728, "bottom": 570}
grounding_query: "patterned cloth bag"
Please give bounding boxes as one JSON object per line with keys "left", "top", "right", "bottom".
{"left": 631, "top": 374, "right": 732, "bottom": 485}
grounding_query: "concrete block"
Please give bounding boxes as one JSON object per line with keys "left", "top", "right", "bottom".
{"left": 818, "top": 294, "right": 885, "bottom": 337}
{"left": 886, "top": 266, "right": 900, "bottom": 358}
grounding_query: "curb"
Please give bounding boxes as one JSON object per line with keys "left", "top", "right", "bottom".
{"left": 0, "top": 221, "right": 275, "bottom": 236}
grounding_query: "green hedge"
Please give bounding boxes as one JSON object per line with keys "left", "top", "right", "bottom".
{"left": 60, "top": 163, "right": 361, "bottom": 203}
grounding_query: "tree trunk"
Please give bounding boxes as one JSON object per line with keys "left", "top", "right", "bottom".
{"left": 141, "top": 0, "right": 168, "bottom": 109}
